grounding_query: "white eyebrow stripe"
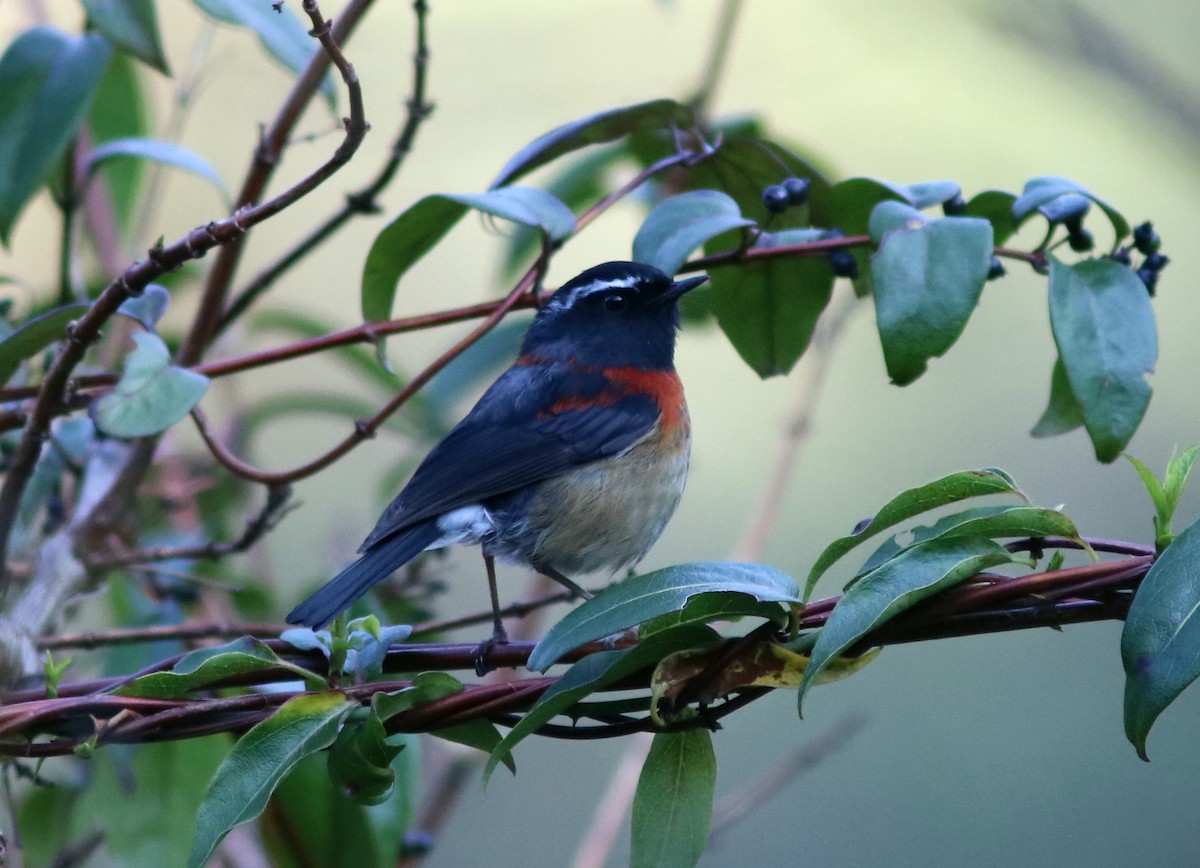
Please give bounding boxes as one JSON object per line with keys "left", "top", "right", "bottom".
{"left": 558, "top": 275, "right": 639, "bottom": 309}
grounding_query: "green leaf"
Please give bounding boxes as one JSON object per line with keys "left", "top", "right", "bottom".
{"left": 853, "top": 504, "right": 1081, "bottom": 579}
{"left": 871, "top": 216, "right": 993, "bottom": 385}
{"left": 432, "top": 719, "right": 508, "bottom": 764}
{"left": 682, "top": 136, "right": 833, "bottom": 228}
{"left": 265, "top": 752, "right": 389, "bottom": 867}
{"left": 88, "top": 50, "right": 148, "bottom": 238}
{"left": 1125, "top": 454, "right": 1168, "bottom": 524}
{"left": 485, "top": 624, "right": 721, "bottom": 781}
{"left": 372, "top": 671, "right": 463, "bottom": 722}
{"left": 804, "top": 468, "right": 1022, "bottom": 599}
{"left": 85, "top": 137, "right": 228, "bottom": 201}
{"left": 0, "top": 28, "right": 111, "bottom": 244}
{"left": 328, "top": 706, "right": 404, "bottom": 806}
{"left": 1012, "top": 176, "right": 1129, "bottom": 241}
{"left": 82, "top": 0, "right": 169, "bottom": 74}
{"left": 503, "top": 146, "right": 620, "bottom": 277}
{"left": 490, "top": 98, "right": 694, "bottom": 188}
{"left": 1031, "top": 356, "right": 1085, "bottom": 438}
{"left": 189, "top": 692, "right": 356, "bottom": 868}
{"left": 630, "top": 730, "right": 715, "bottom": 868}
{"left": 528, "top": 562, "right": 800, "bottom": 672}
{"left": 0, "top": 297, "right": 166, "bottom": 385}
{"left": 362, "top": 187, "right": 574, "bottom": 322}
{"left": 867, "top": 200, "right": 928, "bottom": 242}
{"left": 90, "top": 331, "right": 210, "bottom": 437}
{"left": 632, "top": 190, "right": 754, "bottom": 276}
{"left": 1122, "top": 517, "right": 1200, "bottom": 759}
{"left": 798, "top": 537, "right": 1015, "bottom": 709}
{"left": 1163, "top": 446, "right": 1199, "bottom": 511}
{"left": 191, "top": 0, "right": 336, "bottom": 107}
{"left": 826, "top": 177, "right": 913, "bottom": 297}
{"left": 115, "top": 636, "right": 323, "bottom": 698}
{"left": 963, "top": 190, "right": 1018, "bottom": 246}
{"left": 705, "top": 228, "right": 834, "bottom": 377}
{"left": 903, "top": 180, "right": 960, "bottom": 209}
{"left": 0, "top": 303, "right": 88, "bottom": 384}
{"left": 117, "top": 283, "right": 170, "bottom": 329}
{"left": 1048, "top": 257, "right": 1157, "bottom": 462}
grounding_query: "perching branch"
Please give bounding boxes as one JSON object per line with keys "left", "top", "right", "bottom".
{"left": 0, "top": 540, "right": 1151, "bottom": 757}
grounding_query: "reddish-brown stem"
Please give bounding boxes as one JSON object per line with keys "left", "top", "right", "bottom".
{"left": 176, "top": 0, "right": 376, "bottom": 366}
{"left": 217, "top": 0, "right": 434, "bottom": 336}
{"left": 0, "top": 0, "right": 369, "bottom": 577}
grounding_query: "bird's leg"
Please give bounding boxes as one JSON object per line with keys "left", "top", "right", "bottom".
{"left": 538, "top": 564, "right": 593, "bottom": 600}
{"left": 474, "top": 553, "right": 508, "bottom": 676}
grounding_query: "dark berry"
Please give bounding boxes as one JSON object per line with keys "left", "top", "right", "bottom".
{"left": 1136, "top": 267, "right": 1159, "bottom": 295}
{"left": 1133, "top": 221, "right": 1161, "bottom": 255}
{"left": 986, "top": 257, "right": 1006, "bottom": 281}
{"left": 1109, "top": 247, "right": 1132, "bottom": 266}
{"left": 782, "top": 177, "right": 810, "bottom": 206}
{"left": 400, "top": 832, "right": 435, "bottom": 857}
{"left": 1068, "top": 228, "right": 1094, "bottom": 252}
{"left": 1143, "top": 251, "right": 1170, "bottom": 272}
{"left": 828, "top": 250, "right": 859, "bottom": 279}
{"left": 942, "top": 193, "right": 967, "bottom": 216}
{"left": 761, "top": 185, "right": 790, "bottom": 214}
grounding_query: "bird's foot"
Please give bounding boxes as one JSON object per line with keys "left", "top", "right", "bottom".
{"left": 473, "top": 625, "right": 509, "bottom": 677}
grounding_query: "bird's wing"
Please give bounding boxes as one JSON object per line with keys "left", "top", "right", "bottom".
{"left": 358, "top": 362, "right": 662, "bottom": 551}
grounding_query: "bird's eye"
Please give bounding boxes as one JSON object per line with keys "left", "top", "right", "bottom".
{"left": 603, "top": 293, "right": 629, "bottom": 312}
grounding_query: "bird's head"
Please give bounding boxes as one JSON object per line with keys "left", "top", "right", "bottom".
{"left": 520, "top": 261, "right": 708, "bottom": 370}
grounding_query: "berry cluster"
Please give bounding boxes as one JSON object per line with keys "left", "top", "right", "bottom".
{"left": 760, "top": 177, "right": 811, "bottom": 213}
{"left": 1112, "top": 221, "right": 1169, "bottom": 295}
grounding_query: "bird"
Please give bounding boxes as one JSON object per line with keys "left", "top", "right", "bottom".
{"left": 286, "top": 261, "right": 707, "bottom": 669}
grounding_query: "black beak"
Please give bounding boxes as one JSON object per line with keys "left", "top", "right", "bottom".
{"left": 664, "top": 274, "right": 709, "bottom": 302}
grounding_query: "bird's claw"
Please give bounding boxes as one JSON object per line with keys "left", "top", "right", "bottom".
{"left": 473, "top": 626, "right": 509, "bottom": 677}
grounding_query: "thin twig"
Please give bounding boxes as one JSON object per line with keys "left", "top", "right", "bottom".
{"left": 218, "top": 0, "right": 434, "bottom": 335}
{"left": 175, "top": 0, "right": 376, "bottom": 366}
{"left": 0, "top": 1, "right": 370, "bottom": 576}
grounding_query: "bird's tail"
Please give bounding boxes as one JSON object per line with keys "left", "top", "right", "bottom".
{"left": 285, "top": 519, "right": 440, "bottom": 628}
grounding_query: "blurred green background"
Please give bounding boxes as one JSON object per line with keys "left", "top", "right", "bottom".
{"left": 4, "top": 1, "right": 1200, "bottom": 865}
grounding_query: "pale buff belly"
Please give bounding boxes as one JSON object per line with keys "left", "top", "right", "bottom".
{"left": 511, "top": 423, "right": 690, "bottom": 576}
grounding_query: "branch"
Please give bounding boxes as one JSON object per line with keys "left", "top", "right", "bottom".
{"left": 0, "top": 0, "right": 369, "bottom": 577}
{"left": 0, "top": 545, "right": 1152, "bottom": 756}
{"left": 218, "top": 0, "right": 434, "bottom": 335}
{"left": 175, "top": 0, "right": 376, "bottom": 366}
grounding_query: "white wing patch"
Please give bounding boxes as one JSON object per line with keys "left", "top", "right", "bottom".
{"left": 430, "top": 504, "right": 494, "bottom": 549}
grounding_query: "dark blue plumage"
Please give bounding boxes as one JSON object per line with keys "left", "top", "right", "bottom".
{"left": 286, "top": 261, "right": 706, "bottom": 647}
